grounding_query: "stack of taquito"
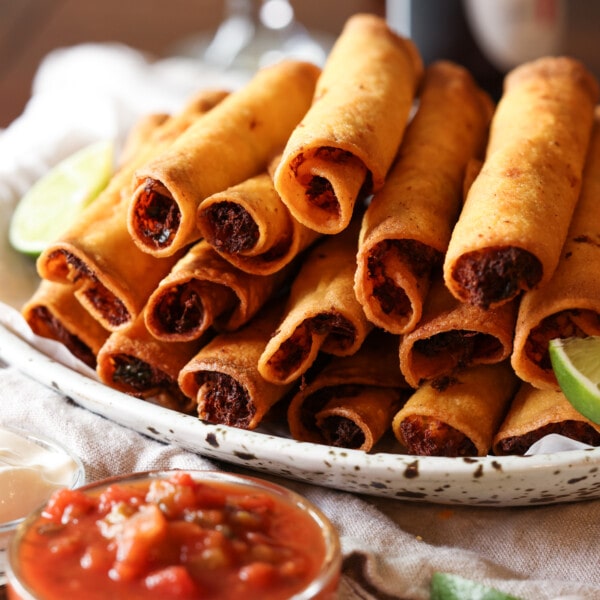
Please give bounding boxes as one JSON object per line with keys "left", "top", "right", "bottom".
{"left": 18, "top": 12, "right": 600, "bottom": 459}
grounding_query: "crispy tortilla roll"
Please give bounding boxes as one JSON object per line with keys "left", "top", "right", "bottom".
{"left": 273, "top": 14, "right": 423, "bottom": 234}
{"left": 196, "top": 171, "right": 321, "bottom": 275}
{"left": 96, "top": 311, "right": 205, "bottom": 413}
{"left": 129, "top": 60, "right": 321, "bottom": 257}
{"left": 354, "top": 61, "right": 493, "bottom": 334}
{"left": 258, "top": 222, "right": 373, "bottom": 385}
{"left": 399, "top": 275, "right": 517, "bottom": 388}
{"left": 22, "top": 280, "right": 109, "bottom": 369}
{"left": 144, "top": 239, "right": 291, "bottom": 341}
{"left": 511, "top": 108, "right": 600, "bottom": 389}
{"left": 493, "top": 382, "right": 600, "bottom": 455}
{"left": 287, "top": 330, "right": 408, "bottom": 451}
{"left": 392, "top": 362, "right": 519, "bottom": 457}
{"left": 443, "top": 56, "right": 599, "bottom": 309}
{"left": 36, "top": 89, "right": 228, "bottom": 331}
{"left": 178, "top": 305, "right": 293, "bottom": 430}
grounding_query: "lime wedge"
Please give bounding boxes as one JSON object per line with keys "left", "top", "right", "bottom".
{"left": 549, "top": 336, "right": 600, "bottom": 424}
{"left": 430, "top": 572, "right": 522, "bottom": 600}
{"left": 9, "top": 140, "right": 115, "bottom": 256}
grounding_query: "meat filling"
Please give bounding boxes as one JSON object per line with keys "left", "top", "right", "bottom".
{"left": 367, "top": 239, "right": 442, "bottom": 316}
{"left": 196, "top": 372, "right": 255, "bottom": 429}
{"left": 452, "top": 247, "right": 542, "bottom": 308}
{"left": 203, "top": 201, "right": 259, "bottom": 253}
{"left": 110, "top": 354, "right": 172, "bottom": 393}
{"left": 525, "top": 310, "right": 599, "bottom": 372}
{"left": 266, "top": 312, "right": 356, "bottom": 379}
{"left": 30, "top": 307, "right": 96, "bottom": 369}
{"left": 496, "top": 421, "right": 600, "bottom": 455}
{"left": 46, "top": 250, "right": 129, "bottom": 327}
{"left": 154, "top": 284, "right": 206, "bottom": 335}
{"left": 133, "top": 178, "right": 181, "bottom": 249}
{"left": 399, "top": 414, "right": 477, "bottom": 457}
{"left": 318, "top": 415, "right": 365, "bottom": 449}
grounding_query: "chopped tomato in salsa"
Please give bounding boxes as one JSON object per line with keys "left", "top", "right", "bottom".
{"left": 12, "top": 472, "right": 333, "bottom": 600}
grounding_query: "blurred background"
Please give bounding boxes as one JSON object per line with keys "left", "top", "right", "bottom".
{"left": 1, "top": 0, "right": 599, "bottom": 129}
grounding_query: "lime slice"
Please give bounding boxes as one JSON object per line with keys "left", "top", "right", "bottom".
{"left": 549, "top": 336, "right": 600, "bottom": 424}
{"left": 9, "top": 140, "right": 115, "bottom": 256}
{"left": 430, "top": 572, "right": 521, "bottom": 600}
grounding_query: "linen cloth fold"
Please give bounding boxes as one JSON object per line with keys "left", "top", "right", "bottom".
{"left": 1, "top": 43, "right": 600, "bottom": 600}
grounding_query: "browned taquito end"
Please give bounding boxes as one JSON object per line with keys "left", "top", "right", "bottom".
{"left": 21, "top": 279, "right": 109, "bottom": 370}
{"left": 178, "top": 304, "right": 293, "bottom": 430}
{"left": 287, "top": 329, "right": 408, "bottom": 451}
{"left": 399, "top": 274, "right": 517, "bottom": 389}
{"left": 511, "top": 108, "right": 600, "bottom": 390}
{"left": 96, "top": 310, "right": 205, "bottom": 413}
{"left": 258, "top": 222, "right": 373, "bottom": 385}
{"left": 444, "top": 56, "right": 599, "bottom": 309}
{"left": 197, "top": 171, "right": 321, "bottom": 275}
{"left": 273, "top": 14, "right": 423, "bottom": 235}
{"left": 392, "top": 361, "right": 520, "bottom": 457}
{"left": 36, "top": 90, "right": 227, "bottom": 332}
{"left": 128, "top": 60, "right": 321, "bottom": 257}
{"left": 145, "top": 239, "right": 291, "bottom": 342}
{"left": 354, "top": 61, "right": 493, "bottom": 334}
{"left": 493, "top": 382, "right": 600, "bottom": 455}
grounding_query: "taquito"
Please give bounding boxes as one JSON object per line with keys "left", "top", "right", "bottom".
{"left": 96, "top": 310, "right": 205, "bottom": 413}
{"left": 258, "top": 221, "right": 373, "bottom": 385}
{"left": 196, "top": 170, "right": 321, "bottom": 275}
{"left": 144, "top": 239, "right": 290, "bottom": 342}
{"left": 22, "top": 279, "right": 109, "bottom": 369}
{"left": 36, "top": 89, "right": 228, "bottom": 331}
{"left": 287, "top": 330, "right": 408, "bottom": 451}
{"left": 178, "top": 304, "right": 293, "bottom": 430}
{"left": 443, "top": 56, "right": 599, "bottom": 308}
{"left": 493, "top": 382, "right": 600, "bottom": 455}
{"left": 399, "top": 274, "right": 517, "bottom": 388}
{"left": 354, "top": 60, "right": 493, "bottom": 334}
{"left": 128, "top": 60, "right": 321, "bottom": 256}
{"left": 273, "top": 13, "right": 423, "bottom": 234}
{"left": 511, "top": 107, "right": 600, "bottom": 389}
{"left": 392, "top": 362, "right": 519, "bottom": 457}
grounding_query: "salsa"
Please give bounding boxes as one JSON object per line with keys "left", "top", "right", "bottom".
{"left": 8, "top": 471, "right": 340, "bottom": 600}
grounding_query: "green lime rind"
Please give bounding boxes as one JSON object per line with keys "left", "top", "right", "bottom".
{"left": 8, "top": 140, "right": 115, "bottom": 257}
{"left": 549, "top": 336, "right": 600, "bottom": 424}
{"left": 430, "top": 572, "right": 522, "bottom": 600}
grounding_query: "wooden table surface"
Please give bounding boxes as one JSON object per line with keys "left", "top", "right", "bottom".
{"left": 0, "top": 0, "right": 384, "bottom": 129}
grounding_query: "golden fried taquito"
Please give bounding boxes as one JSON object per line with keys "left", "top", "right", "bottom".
{"left": 144, "top": 239, "right": 290, "bottom": 342}
{"left": 128, "top": 60, "right": 321, "bottom": 257}
{"left": 399, "top": 274, "right": 517, "bottom": 388}
{"left": 392, "top": 362, "right": 519, "bottom": 457}
{"left": 96, "top": 310, "right": 206, "bottom": 413}
{"left": 493, "top": 382, "right": 600, "bottom": 455}
{"left": 511, "top": 107, "right": 600, "bottom": 389}
{"left": 444, "top": 56, "right": 599, "bottom": 309}
{"left": 196, "top": 170, "right": 321, "bottom": 275}
{"left": 22, "top": 280, "right": 109, "bottom": 369}
{"left": 273, "top": 13, "right": 423, "bottom": 235}
{"left": 178, "top": 304, "right": 293, "bottom": 430}
{"left": 258, "top": 221, "right": 373, "bottom": 385}
{"left": 287, "top": 330, "right": 408, "bottom": 451}
{"left": 354, "top": 61, "right": 493, "bottom": 334}
{"left": 36, "top": 89, "right": 228, "bottom": 332}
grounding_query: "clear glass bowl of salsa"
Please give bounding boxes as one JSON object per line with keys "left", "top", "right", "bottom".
{"left": 6, "top": 469, "right": 341, "bottom": 600}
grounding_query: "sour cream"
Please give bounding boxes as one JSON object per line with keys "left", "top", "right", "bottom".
{"left": 0, "top": 427, "right": 83, "bottom": 525}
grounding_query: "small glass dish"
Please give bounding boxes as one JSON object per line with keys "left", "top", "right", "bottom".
{"left": 6, "top": 469, "right": 341, "bottom": 600}
{"left": 0, "top": 425, "right": 85, "bottom": 582}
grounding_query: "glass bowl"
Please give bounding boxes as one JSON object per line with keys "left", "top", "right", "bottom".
{"left": 0, "top": 425, "right": 85, "bottom": 586}
{"left": 6, "top": 469, "right": 341, "bottom": 600}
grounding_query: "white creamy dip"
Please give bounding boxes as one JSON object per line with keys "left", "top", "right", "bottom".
{"left": 0, "top": 426, "right": 81, "bottom": 524}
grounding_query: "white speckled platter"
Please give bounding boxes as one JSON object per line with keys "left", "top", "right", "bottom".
{"left": 2, "top": 321, "right": 600, "bottom": 507}
{"left": 2, "top": 203, "right": 600, "bottom": 508}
